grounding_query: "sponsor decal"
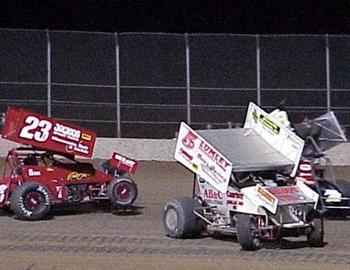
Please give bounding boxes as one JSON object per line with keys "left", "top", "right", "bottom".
{"left": 257, "top": 185, "right": 276, "bottom": 205}
{"left": 201, "top": 188, "right": 224, "bottom": 205}
{"left": 110, "top": 152, "right": 138, "bottom": 174}
{"left": 252, "top": 109, "right": 280, "bottom": 135}
{"left": 203, "top": 188, "right": 223, "bottom": 200}
{"left": 268, "top": 186, "right": 298, "bottom": 195}
{"left": 227, "top": 192, "right": 244, "bottom": 206}
{"left": 179, "top": 148, "right": 193, "bottom": 161}
{"left": 198, "top": 154, "right": 227, "bottom": 185}
{"left": 113, "top": 153, "right": 136, "bottom": 168}
{"left": 65, "top": 142, "right": 90, "bottom": 155}
{"left": 227, "top": 200, "right": 243, "bottom": 206}
{"left": 67, "top": 172, "right": 90, "bottom": 181}
{"left": 28, "top": 168, "right": 41, "bottom": 177}
{"left": 53, "top": 123, "right": 81, "bottom": 142}
{"left": 227, "top": 192, "right": 243, "bottom": 199}
{"left": 268, "top": 186, "right": 305, "bottom": 202}
{"left": 198, "top": 141, "right": 230, "bottom": 172}
{"left": 0, "top": 184, "right": 8, "bottom": 203}
{"left": 82, "top": 133, "right": 92, "bottom": 141}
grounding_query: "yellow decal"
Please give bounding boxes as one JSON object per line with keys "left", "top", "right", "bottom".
{"left": 252, "top": 109, "right": 280, "bottom": 134}
{"left": 67, "top": 172, "right": 90, "bottom": 181}
{"left": 257, "top": 185, "right": 276, "bottom": 204}
{"left": 82, "top": 133, "right": 92, "bottom": 141}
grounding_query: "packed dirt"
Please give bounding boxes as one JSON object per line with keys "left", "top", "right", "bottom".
{"left": 1, "top": 161, "right": 350, "bottom": 270}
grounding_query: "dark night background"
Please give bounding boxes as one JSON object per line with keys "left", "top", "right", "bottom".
{"left": 1, "top": 1, "right": 350, "bottom": 138}
{"left": 0, "top": 1, "right": 349, "bottom": 34}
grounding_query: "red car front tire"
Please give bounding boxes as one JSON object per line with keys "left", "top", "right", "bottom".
{"left": 10, "top": 182, "right": 51, "bottom": 221}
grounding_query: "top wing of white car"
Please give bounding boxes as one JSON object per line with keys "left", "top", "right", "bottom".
{"left": 174, "top": 102, "right": 305, "bottom": 193}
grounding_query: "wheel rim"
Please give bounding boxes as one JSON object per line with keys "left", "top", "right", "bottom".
{"left": 114, "top": 182, "right": 135, "bottom": 204}
{"left": 252, "top": 237, "right": 260, "bottom": 247}
{"left": 165, "top": 208, "right": 178, "bottom": 231}
{"left": 23, "top": 191, "right": 45, "bottom": 212}
{"left": 250, "top": 217, "right": 260, "bottom": 247}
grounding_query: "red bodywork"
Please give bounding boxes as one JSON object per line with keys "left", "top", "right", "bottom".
{"left": 109, "top": 152, "right": 138, "bottom": 175}
{"left": 2, "top": 107, "right": 96, "bottom": 158}
{"left": 0, "top": 107, "right": 138, "bottom": 209}
{"left": 0, "top": 148, "right": 114, "bottom": 207}
{"left": 294, "top": 159, "right": 316, "bottom": 187}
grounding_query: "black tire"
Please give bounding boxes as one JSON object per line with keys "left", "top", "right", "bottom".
{"left": 10, "top": 182, "right": 51, "bottom": 221}
{"left": 236, "top": 214, "right": 261, "bottom": 251}
{"left": 307, "top": 210, "right": 324, "bottom": 247}
{"left": 163, "top": 197, "right": 202, "bottom": 238}
{"left": 0, "top": 208, "right": 7, "bottom": 216}
{"left": 332, "top": 179, "right": 350, "bottom": 209}
{"left": 332, "top": 179, "right": 350, "bottom": 194}
{"left": 107, "top": 177, "right": 138, "bottom": 206}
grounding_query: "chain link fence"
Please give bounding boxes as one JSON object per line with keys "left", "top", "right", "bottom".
{"left": 0, "top": 29, "right": 349, "bottom": 138}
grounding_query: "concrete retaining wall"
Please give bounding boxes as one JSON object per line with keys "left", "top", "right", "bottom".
{"left": 1, "top": 137, "right": 350, "bottom": 179}
{"left": 2, "top": 137, "right": 350, "bottom": 163}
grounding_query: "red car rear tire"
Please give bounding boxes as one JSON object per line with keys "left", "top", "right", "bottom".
{"left": 107, "top": 177, "right": 138, "bottom": 207}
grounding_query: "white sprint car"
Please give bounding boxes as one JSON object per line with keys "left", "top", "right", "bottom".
{"left": 163, "top": 102, "right": 323, "bottom": 251}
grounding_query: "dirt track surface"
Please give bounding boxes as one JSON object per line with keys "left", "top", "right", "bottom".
{"left": 1, "top": 161, "right": 350, "bottom": 270}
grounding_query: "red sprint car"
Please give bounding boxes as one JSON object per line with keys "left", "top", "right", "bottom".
{"left": 0, "top": 107, "right": 138, "bottom": 220}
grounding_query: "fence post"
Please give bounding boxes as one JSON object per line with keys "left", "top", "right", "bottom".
{"left": 256, "top": 34, "right": 261, "bottom": 106}
{"left": 325, "top": 34, "right": 331, "bottom": 112}
{"left": 185, "top": 33, "right": 191, "bottom": 124}
{"left": 46, "top": 29, "right": 51, "bottom": 117}
{"left": 115, "top": 32, "right": 121, "bottom": 137}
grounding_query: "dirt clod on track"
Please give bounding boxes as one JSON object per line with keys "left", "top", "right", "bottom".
{"left": 1, "top": 161, "right": 350, "bottom": 270}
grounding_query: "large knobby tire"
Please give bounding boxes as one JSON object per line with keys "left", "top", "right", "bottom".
{"left": 10, "top": 182, "right": 51, "bottom": 221}
{"left": 236, "top": 213, "right": 261, "bottom": 251}
{"left": 163, "top": 197, "right": 202, "bottom": 238}
{"left": 107, "top": 177, "right": 138, "bottom": 207}
{"left": 307, "top": 210, "right": 324, "bottom": 247}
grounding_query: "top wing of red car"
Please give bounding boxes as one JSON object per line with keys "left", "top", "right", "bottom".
{"left": 1, "top": 107, "right": 96, "bottom": 158}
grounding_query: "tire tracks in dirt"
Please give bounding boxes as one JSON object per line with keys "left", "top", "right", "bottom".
{"left": 1, "top": 233, "right": 349, "bottom": 265}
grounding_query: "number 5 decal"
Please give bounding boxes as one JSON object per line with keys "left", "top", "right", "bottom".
{"left": 19, "top": 116, "right": 52, "bottom": 142}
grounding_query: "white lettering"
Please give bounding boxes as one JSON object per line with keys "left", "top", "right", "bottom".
{"left": 113, "top": 153, "right": 136, "bottom": 167}
{"left": 55, "top": 186, "right": 63, "bottom": 199}
{"left": 53, "top": 123, "right": 81, "bottom": 142}
{"left": 28, "top": 168, "right": 41, "bottom": 177}
{"left": 0, "top": 184, "right": 8, "bottom": 203}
